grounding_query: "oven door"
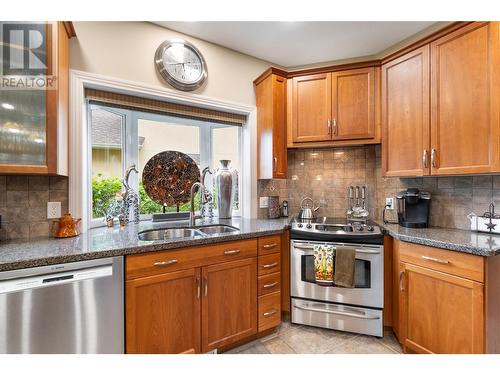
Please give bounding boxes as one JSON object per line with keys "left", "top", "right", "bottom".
{"left": 291, "top": 240, "right": 383, "bottom": 308}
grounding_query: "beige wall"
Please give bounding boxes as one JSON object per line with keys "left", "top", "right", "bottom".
{"left": 70, "top": 22, "right": 272, "bottom": 106}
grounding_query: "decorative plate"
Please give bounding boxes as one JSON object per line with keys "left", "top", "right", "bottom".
{"left": 142, "top": 151, "right": 200, "bottom": 207}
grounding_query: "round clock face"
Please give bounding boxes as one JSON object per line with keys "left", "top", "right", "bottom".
{"left": 155, "top": 40, "right": 208, "bottom": 91}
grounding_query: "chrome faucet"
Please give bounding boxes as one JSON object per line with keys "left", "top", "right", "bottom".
{"left": 189, "top": 181, "right": 206, "bottom": 226}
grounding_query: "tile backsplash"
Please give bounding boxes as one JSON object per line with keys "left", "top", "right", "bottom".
{"left": 0, "top": 175, "right": 68, "bottom": 240}
{"left": 258, "top": 145, "right": 500, "bottom": 230}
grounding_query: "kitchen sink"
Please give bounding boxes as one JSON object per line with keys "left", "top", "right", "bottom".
{"left": 138, "top": 225, "right": 239, "bottom": 241}
{"left": 195, "top": 225, "right": 239, "bottom": 235}
{"left": 138, "top": 228, "right": 204, "bottom": 241}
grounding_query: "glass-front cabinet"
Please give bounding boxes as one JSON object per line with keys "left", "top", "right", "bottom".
{"left": 0, "top": 21, "right": 73, "bottom": 175}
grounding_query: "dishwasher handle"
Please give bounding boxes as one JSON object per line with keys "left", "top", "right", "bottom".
{"left": 0, "top": 265, "right": 113, "bottom": 294}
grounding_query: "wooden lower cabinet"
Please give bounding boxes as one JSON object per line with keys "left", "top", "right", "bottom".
{"left": 400, "top": 263, "right": 484, "bottom": 354}
{"left": 201, "top": 258, "right": 257, "bottom": 352}
{"left": 393, "top": 240, "right": 486, "bottom": 354}
{"left": 126, "top": 268, "right": 201, "bottom": 354}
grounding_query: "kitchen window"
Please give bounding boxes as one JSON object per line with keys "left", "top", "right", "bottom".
{"left": 88, "top": 103, "right": 242, "bottom": 227}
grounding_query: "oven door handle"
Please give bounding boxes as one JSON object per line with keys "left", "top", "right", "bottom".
{"left": 294, "top": 302, "right": 380, "bottom": 320}
{"left": 293, "top": 245, "right": 380, "bottom": 255}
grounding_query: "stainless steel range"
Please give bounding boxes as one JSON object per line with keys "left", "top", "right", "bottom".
{"left": 290, "top": 217, "right": 384, "bottom": 337}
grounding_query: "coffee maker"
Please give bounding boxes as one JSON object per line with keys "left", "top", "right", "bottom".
{"left": 396, "top": 188, "right": 431, "bottom": 228}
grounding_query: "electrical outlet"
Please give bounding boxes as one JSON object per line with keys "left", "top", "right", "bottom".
{"left": 47, "top": 202, "right": 61, "bottom": 219}
{"left": 385, "top": 197, "right": 395, "bottom": 210}
{"left": 259, "top": 197, "right": 269, "bottom": 208}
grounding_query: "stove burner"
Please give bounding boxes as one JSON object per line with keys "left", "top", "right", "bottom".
{"left": 290, "top": 216, "right": 383, "bottom": 244}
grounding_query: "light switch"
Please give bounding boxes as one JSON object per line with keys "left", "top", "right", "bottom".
{"left": 259, "top": 197, "right": 269, "bottom": 208}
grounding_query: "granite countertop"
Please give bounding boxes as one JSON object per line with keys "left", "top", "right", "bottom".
{"left": 2, "top": 215, "right": 500, "bottom": 273}
{"left": 382, "top": 223, "right": 500, "bottom": 257}
{"left": 0, "top": 217, "right": 291, "bottom": 272}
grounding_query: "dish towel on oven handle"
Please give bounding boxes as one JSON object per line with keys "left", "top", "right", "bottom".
{"left": 314, "top": 244, "right": 335, "bottom": 286}
{"left": 334, "top": 246, "right": 356, "bottom": 288}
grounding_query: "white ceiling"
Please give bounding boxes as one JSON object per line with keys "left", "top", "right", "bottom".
{"left": 154, "top": 22, "right": 436, "bottom": 67}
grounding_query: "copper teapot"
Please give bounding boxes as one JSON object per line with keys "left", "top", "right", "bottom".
{"left": 51, "top": 214, "right": 81, "bottom": 238}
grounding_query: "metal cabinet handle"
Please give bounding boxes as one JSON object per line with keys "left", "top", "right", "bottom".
{"left": 262, "top": 262, "right": 278, "bottom": 269}
{"left": 273, "top": 157, "right": 277, "bottom": 172}
{"left": 421, "top": 255, "right": 449, "bottom": 265}
{"left": 153, "top": 259, "right": 178, "bottom": 267}
{"left": 196, "top": 277, "right": 201, "bottom": 299}
{"left": 263, "top": 281, "right": 279, "bottom": 289}
{"left": 327, "top": 119, "right": 332, "bottom": 135}
{"left": 224, "top": 249, "right": 241, "bottom": 255}
{"left": 422, "top": 149, "right": 428, "bottom": 168}
{"left": 431, "top": 149, "right": 437, "bottom": 168}
{"left": 263, "top": 309, "right": 278, "bottom": 317}
{"left": 332, "top": 118, "right": 337, "bottom": 135}
{"left": 203, "top": 276, "right": 208, "bottom": 297}
{"left": 263, "top": 243, "right": 277, "bottom": 249}
{"left": 399, "top": 271, "right": 405, "bottom": 291}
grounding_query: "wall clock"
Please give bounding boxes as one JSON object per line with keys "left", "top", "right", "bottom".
{"left": 154, "top": 39, "right": 208, "bottom": 91}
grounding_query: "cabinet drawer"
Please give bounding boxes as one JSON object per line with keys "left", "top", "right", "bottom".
{"left": 258, "top": 292, "right": 281, "bottom": 332}
{"left": 398, "top": 241, "right": 484, "bottom": 283}
{"left": 126, "top": 239, "right": 257, "bottom": 280}
{"left": 258, "top": 235, "right": 281, "bottom": 256}
{"left": 258, "top": 272, "right": 281, "bottom": 296}
{"left": 258, "top": 253, "right": 281, "bottom": 276}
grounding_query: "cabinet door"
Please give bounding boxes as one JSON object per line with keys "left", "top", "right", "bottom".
{"left": 291, "top": 73, "right": 332, "bottom": 142}
{"left": 126, "top": 268, "right": 201, "bottom": 354}
{"left": 331, "top": 67, "right": 376, "bottom": 140}
{"left": 430, "top": 22, "right": 500, "bottom": 175}
{"left": 0, "top": 22, "right": 69, "bottom": 175}
{"left": 272, "top": 75, "right": 287, "bottom": 178}
{"left": 382, "top": 46, "right": 431, "bottom": 176}
{"left": 201, "top": 257, "right": 257, "bottom": 352}
{"left": 399, "top": 262, "right": 484, "bottom": 354}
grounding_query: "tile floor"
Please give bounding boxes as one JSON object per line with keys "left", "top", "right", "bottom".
{"left": 225, "top": 322, "right": 402, "bottom": 354}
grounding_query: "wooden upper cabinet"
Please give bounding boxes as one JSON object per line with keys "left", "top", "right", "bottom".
{"left": 201, "top": 257, "right": 257, "bottom": 352}
{"left": 255, "top": 73, "right": 287, "bottom": 179}
{"left": 332, "top": 67, "right": 376, "bottom": 140}
{"left": 126, "top": 268, "right": 201, "bottom": 354}
{"left": 291, "top": 73, "right": 332, "bottom": 143}
{"left": 399, "top": 262, "right": 484, "bottom": 354}
{"left": 430, "top": 22, "right": 500, "bottom": 175}
{"left": 0, "top": 22, "right": 71, "bottom": 175}
{"left": 382, "top": 46, "right": 430, "bottom": 176}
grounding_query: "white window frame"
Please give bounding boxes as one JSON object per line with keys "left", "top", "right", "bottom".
{"left": 87, "top": 104, "right": 243, "bottom": 227}
{"left": 69, "top": 69, "right": 257, "bottom": 232}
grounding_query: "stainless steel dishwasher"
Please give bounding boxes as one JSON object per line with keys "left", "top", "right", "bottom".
{"left": 0, "top": 256, "right": 124, "bottom": 354}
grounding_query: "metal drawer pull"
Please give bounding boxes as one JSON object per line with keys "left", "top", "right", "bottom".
{"left": 421, "top": 255, "right": 449, "bottom": 265}
{"left": 153, "top": 259, "right": 178, "bottom": 267}
{"left": 327, "top": 119, "right": 332, "bottom": 135}
{"left": 196, "top": 277, "right": 201, "bottom": 299}
{"left": 224, "top": 249, "right": 241, "bottom": 255}
{"left": 263, "top": 281, "right": 278, "bottom": 289}
{"left": 262, "top": 262, "right": 278, "bottom": 269}
{"left": 332, "top": 118, "right": 338, "bottom": 135}
{"left": 263, "top": 243, "right": 278, "bottom": 249}
{"left": 263, "top": 309, "right": 278, "bottom": 317}
{"left": 399, "top": 271, "right": 405, "bottom": 291}
{"left": 295, "top": 302, "right": 379, "bottom": 320}
{"left": 204, "top": 276, "right": 208, "bottom": 297}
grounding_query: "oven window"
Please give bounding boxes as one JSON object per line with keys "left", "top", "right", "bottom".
{"left": 301, "top": 255, "right": 371, "bottom": 288}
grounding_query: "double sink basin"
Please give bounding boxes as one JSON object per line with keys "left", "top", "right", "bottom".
{"left": 138, "top": 224, "right": 239, "bottom": 241}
